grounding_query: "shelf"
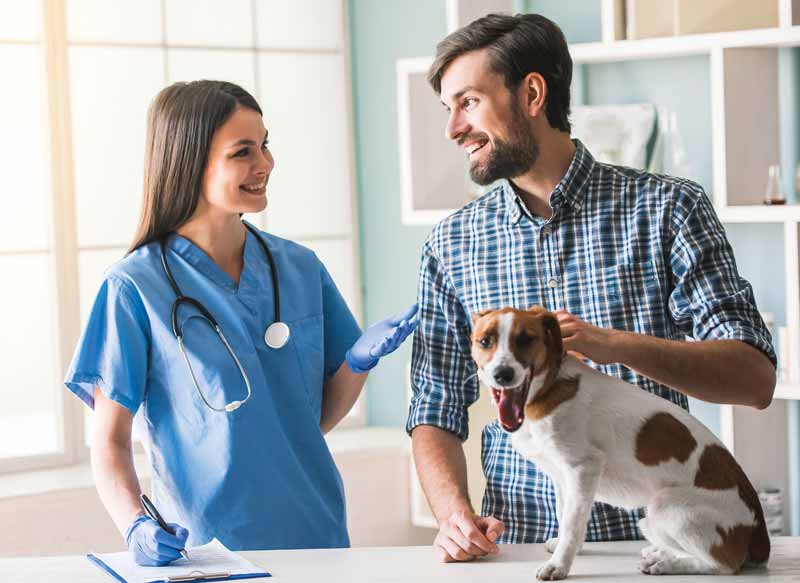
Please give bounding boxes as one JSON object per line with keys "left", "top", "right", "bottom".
{"left": 776, "top": 383, "right": 800, "bottom": 400}
{"left": 570, "top": 25, "right": 800, "bottom": 63}
{"left": 717, "top": 205, "right": 800, "bottom": 223}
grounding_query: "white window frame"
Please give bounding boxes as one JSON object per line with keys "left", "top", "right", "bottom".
{"left": 0, "top": 0, "right": 364, "bottom": 476}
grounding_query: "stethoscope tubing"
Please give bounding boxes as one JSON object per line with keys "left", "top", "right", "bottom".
{"left": 159, "top": 221, "right": 285, "bottom": 413}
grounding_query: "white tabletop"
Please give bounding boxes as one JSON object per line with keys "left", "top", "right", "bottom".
{"left": 2, "top": 538, "right": 798, "bottom": 583}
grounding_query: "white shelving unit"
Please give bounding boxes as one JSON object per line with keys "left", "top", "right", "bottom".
{"left": 402, "top": 0, "right": 800, "bottom": 535}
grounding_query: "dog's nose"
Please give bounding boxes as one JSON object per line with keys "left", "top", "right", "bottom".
{"left": 493, "top": 366, "right": 515, "bottom": 385}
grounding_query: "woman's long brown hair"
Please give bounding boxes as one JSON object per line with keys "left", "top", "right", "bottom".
{"left": 128, "top": 80, "right": 262, "bottom": 253}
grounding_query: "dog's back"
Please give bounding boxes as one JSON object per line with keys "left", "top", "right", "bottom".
{"left": 538, "top": 357, "right": 770, "bottom": 571}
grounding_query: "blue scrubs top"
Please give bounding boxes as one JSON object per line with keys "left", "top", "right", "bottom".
{"left": 65, "top": 223, "right": 362, "bottom": 551}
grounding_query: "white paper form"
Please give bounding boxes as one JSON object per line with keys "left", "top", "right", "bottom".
{"left": 89, "top": 538, "right": 268, "bottom": 583}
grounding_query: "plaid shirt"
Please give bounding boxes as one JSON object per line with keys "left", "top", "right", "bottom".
{"left": 406, "top": 140, "right": 776, "bottom": 544}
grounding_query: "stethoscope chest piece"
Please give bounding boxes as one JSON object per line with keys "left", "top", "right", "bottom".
{"left": 265, "top": 321, "right": 290, "bottom": 349}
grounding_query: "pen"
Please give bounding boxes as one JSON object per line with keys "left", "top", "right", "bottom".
{"left": 140, "top": 493, "right": 190, "bottom": 561}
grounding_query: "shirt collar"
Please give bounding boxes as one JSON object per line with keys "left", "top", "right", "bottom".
{"left": 166, "top": 224, "right": 260, "bottom": 292}
{"left": 503, "top": 139, "right": 595, "bottom": 224}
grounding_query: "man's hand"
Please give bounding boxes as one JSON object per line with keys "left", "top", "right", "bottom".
{"left": 433, "top": 509, "right": 504, "bottom": 562}
{"left": 555, "top": 310, "right": 623, "bottom": 365}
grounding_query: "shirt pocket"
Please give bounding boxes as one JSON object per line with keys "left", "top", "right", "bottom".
{"left": 288, "top": 314, "right": 325, "bottom": 414}
{"left": 599, "top": 262, "right": 665, "bottom": 333}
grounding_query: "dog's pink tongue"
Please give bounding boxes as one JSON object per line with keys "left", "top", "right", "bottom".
{"left": 498, "top": 389, "right": 523, "bottom": 432}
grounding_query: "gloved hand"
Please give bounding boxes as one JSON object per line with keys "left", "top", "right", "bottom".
{"left": 345, "top": 303, "right": 419, "bottom": 373}
{"left": 125, "top": 514, "right": 189, "bottom": 567}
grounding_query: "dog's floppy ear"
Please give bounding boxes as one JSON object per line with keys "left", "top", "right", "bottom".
{"left": 541, "top": 312, "right": 563, "bottom": 371}
{"left": 471, "top": 309, "right": 492, "bottom": 326}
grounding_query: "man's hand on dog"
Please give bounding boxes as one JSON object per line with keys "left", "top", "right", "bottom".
{"left": 555, "top": 310, "right": 622, "bottom": 365}
{"left": 434, "top": 509, "right": 504, "bottom": 562}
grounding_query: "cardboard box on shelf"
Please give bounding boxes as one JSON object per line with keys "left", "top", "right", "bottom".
{"left": 626, "top": 0, "right": 779, "bottom": 40}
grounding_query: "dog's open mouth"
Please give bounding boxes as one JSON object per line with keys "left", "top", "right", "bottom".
{"left": 490, "top": 370, "right": 531, "bottom": 433}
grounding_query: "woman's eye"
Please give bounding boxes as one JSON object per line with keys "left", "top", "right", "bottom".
{"left": 234, "top": 148, "right": 249, "bottom": 158}
{"left": 261, "top": 139, "right": 269, "bottom": 149}
{"left": 464, "top": 97, "right": 477, "bottom": 108}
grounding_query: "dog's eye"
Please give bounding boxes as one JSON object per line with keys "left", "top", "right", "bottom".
{"left": 479, "top": 336, "right": 492, "bottom": 348}
{"left": 517, "top": 333, "right": 537, "bottom": 347}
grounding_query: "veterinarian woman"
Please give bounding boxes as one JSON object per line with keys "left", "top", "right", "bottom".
{"left": 64, "top": 80, "right": 417, "bottom": 566}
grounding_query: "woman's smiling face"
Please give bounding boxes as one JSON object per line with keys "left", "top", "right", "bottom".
{"left": 200, "top": 106, "right": 274, "bottom": 217}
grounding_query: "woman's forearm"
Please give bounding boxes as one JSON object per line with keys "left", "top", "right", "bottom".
{"left": 91, "top": 386, "right": 146, "bottom": 538}
{"left": 319, "top": 362, "right": 368, "bottom": 434}
{"left": 91, "top": 439, "right": 146, "bottom": 537}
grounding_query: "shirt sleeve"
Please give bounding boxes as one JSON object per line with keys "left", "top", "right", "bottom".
{"left": 320, "top": 261, "right": 362, "bottom": 378}
{"left": 64, "top": 274, "right": 151, "bottom": 414}
{"left": 406, "top": 238, "right": 479, "bottom": 441}
{"left": 667, "top": 184, "right": 777, "bottom": 367}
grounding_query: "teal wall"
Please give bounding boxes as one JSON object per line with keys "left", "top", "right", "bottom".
{"left": 524, "top": 0, "right": 602, "bottom": 43}
{"left": 349, "top": 0, "right": 446, "bottom": 426}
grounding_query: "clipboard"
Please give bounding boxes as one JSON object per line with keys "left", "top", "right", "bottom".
{"left": 86, "top": 538, "right": 271, "bottom": 583}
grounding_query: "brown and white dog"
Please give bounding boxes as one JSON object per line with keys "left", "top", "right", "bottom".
{"left": 470, "top": 306, "right": 770, "bottom": 580}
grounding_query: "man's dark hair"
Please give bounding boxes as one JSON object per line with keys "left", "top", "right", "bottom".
{"left": 428, "top": 13, "right": 572, "bottom": 133}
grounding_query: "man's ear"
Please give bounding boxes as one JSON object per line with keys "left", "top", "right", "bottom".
{"left": 521, "top": 72, "right": 547, "bottom": 118}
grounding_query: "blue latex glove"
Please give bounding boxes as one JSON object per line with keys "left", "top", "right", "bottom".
{"left": 345, "top": 303, "right": 419, "bottom": 373}
{"left": 125, "top": 514, "right": 189, "bottom": 567}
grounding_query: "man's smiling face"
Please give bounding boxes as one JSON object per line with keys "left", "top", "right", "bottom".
{"left": 439, "top": 49, "right": 539, "bottom": 185}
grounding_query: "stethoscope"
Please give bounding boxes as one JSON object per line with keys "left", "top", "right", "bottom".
{"left": 159, "top": 221, "right": 290, "bottom": 413}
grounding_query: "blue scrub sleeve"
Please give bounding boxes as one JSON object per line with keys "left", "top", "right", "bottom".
{"left": 64, "top": 275, "right": 150, "bottom": 414}
{"left": 320, "top": 262, "right": 362, "bottom": 378}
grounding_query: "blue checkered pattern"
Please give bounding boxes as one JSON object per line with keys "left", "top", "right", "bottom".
{"left": 406, "top": 140, "right": 776, "bottom": 544}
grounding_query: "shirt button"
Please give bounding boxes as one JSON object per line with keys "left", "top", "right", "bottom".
{"left": 542, "top": 226, "right": 552, "bottom": 237}
{"left": 548, "top": 278, "right": 558, "bottom": 288}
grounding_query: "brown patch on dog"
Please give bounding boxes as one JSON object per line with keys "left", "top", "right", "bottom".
{"left": 527, "top": 306, "right": 564, "bottom": 391}
{"left": 525, "top": 376, "right": 579, "bottom": 421}
{"left": 695, "top": 444, "right": 770, "bottom": 566}
{"left": 471, "top": 306, "right": 559, "bottom": 376}
{"left": 470, "top": 313, "right": 500, "bottom": 368}
{"left": 710, "top": 525, "right": 754, "bottom": 572}
{"left": 635, "top": 412, "right": 697, "bottom": 466}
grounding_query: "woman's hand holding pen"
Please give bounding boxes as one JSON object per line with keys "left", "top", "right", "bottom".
{"left": 125, "top": 514, "right": 190, "bottom": 567}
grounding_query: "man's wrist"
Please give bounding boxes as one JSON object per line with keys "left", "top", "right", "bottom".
{"left": 434, "top": 499, "right": 475, "bottom": 524}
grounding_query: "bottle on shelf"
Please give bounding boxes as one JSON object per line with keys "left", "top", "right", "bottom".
{"left": 660, "top": 109, "right": 691, "bottom": 179}
{"left": 764, "top": 164, "right": 787, "bottom": 205}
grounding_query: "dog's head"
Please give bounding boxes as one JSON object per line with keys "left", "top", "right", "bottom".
{"left": 470, "top": 306, "right": 563, "bottom": 432}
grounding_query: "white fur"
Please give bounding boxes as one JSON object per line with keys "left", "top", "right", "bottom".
{"left": 477, "top": 313, "right": 529, "bottom": 389}
{"left": 482, "top": 336, "right": 762, "bottom": 579}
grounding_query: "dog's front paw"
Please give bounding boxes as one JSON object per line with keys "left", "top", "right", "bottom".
{"left": 638, "top": 551, "right": 675, "bottom": 575}
{"left": 536, "top": 560, "right": 569, "bottom": 580}
{"left": 640, "top": 545, "right": 658, "bottom": 559}
{"left": 544, "top": 537, "right": 559, "bottom": 553}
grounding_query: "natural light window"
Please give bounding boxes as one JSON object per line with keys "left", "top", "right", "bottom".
{"left": 2, "top": 0, "right": 362, "bottom": 473}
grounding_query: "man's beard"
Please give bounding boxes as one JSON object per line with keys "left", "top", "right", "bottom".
{"left": 469, "top": 104, "right": 539, "bottom": 186}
